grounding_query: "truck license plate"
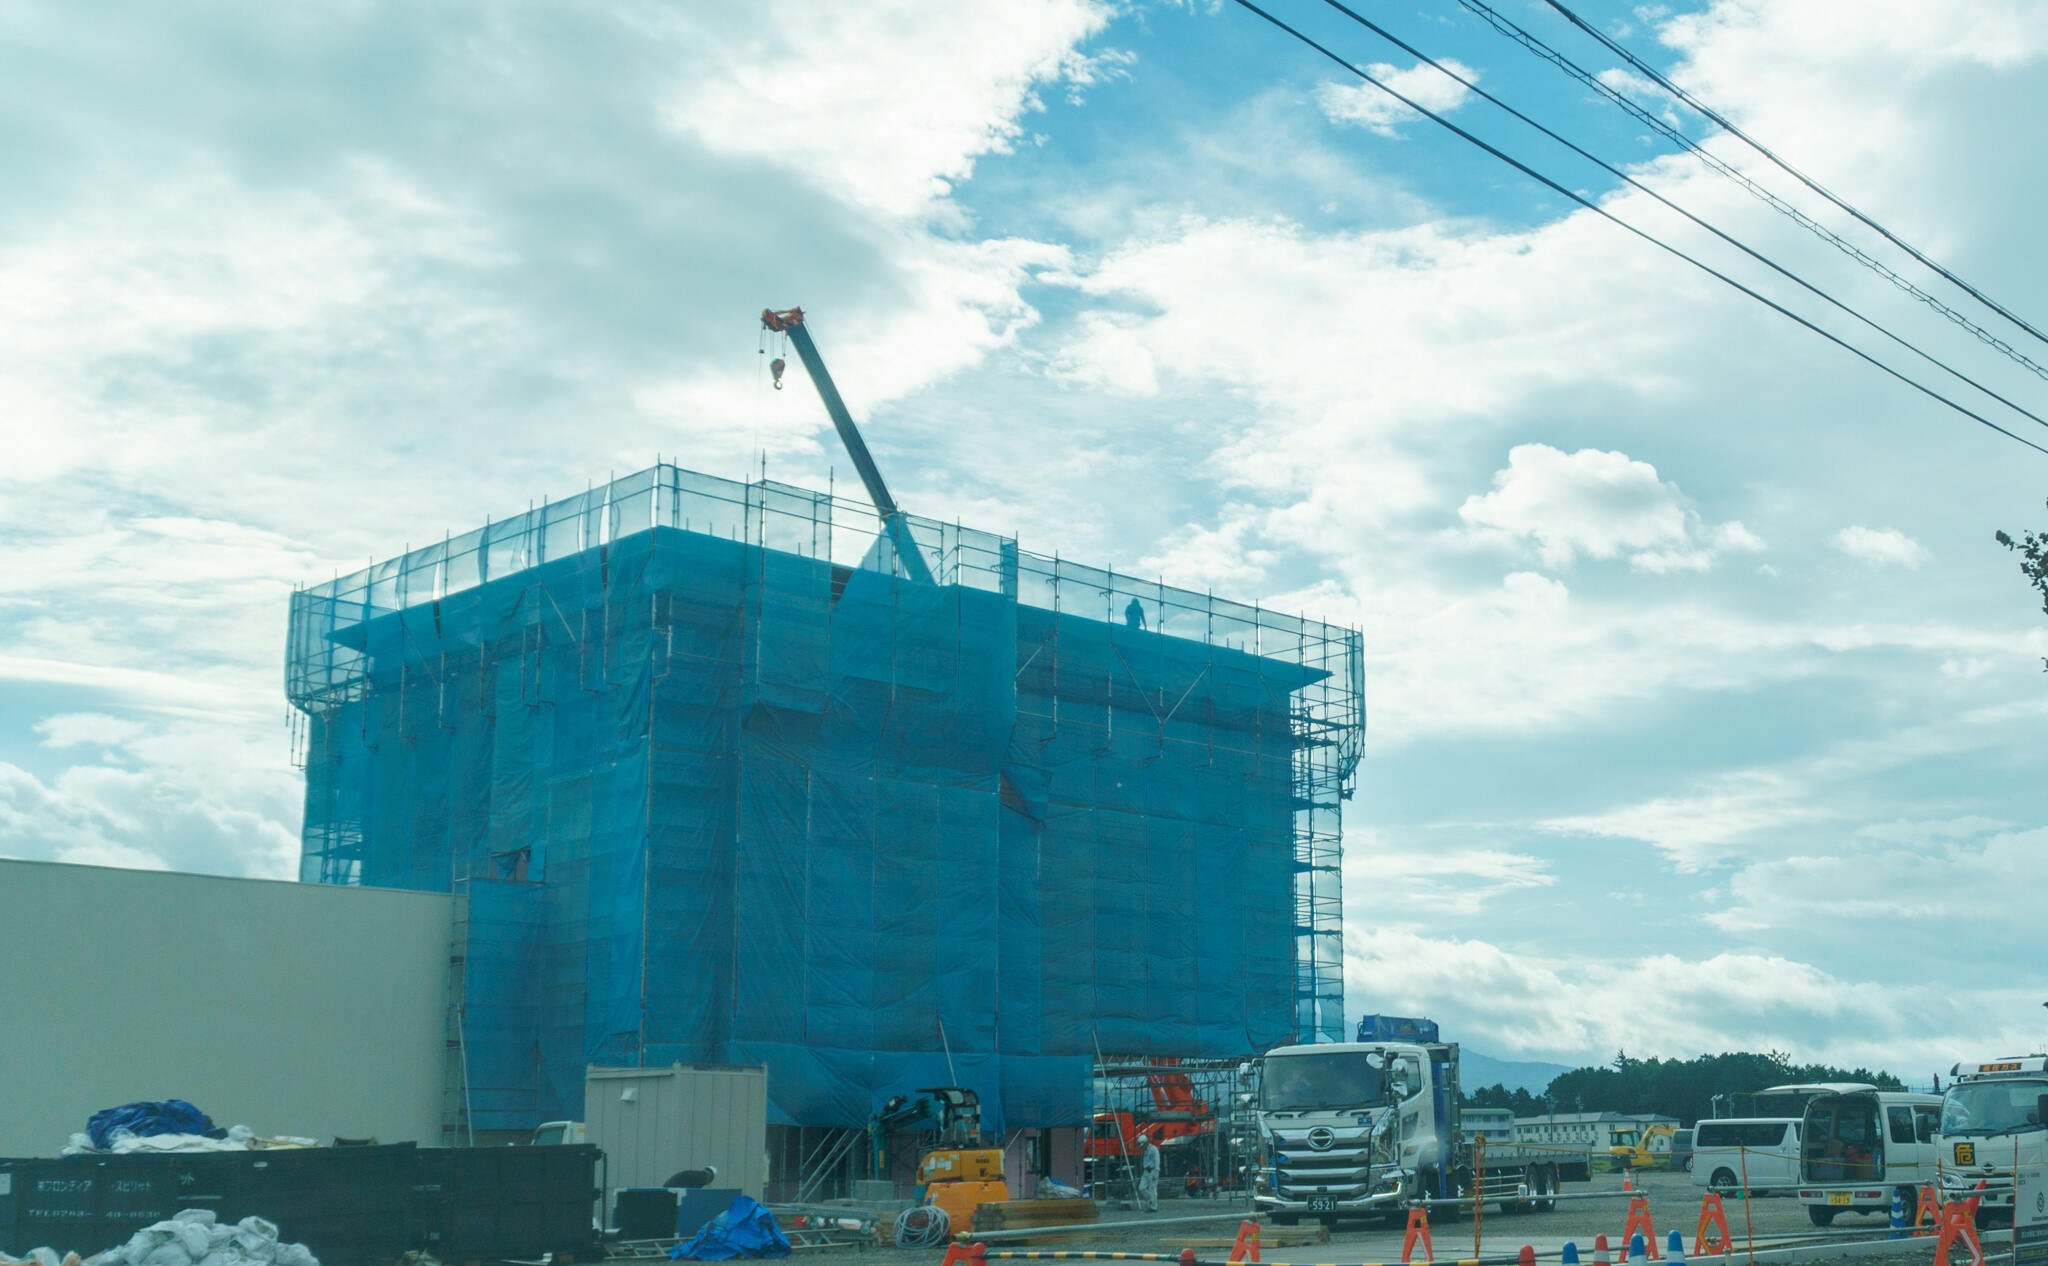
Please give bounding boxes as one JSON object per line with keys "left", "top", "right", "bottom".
{"left": 1828, "top": 1192, "right": 1852, "bottom": 1206}
{"left": 1308, "top": 1198, "right": 1338, "bottom": 1213}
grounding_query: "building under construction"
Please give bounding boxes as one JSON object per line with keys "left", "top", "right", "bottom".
{"left": 287, "top": 458, "right": 1362, "bottom": 1175}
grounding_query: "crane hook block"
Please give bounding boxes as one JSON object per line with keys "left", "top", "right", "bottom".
{"left": 770, "top": 357, "right": 787, "bottom": 390}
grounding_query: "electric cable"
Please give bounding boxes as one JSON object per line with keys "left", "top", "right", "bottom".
{"left": 1540, "top": 0, "right": 2048, "bottom": 352}
{"left": 1306, "top": 0, "right": 2048, "bottom": 434}
{"left": 894, "top": 1203, "right": 951, "bottom": 1248}
{"left": 1454, "top": 0, "right": 2048, "bottom": 383}
{"left": 1223, "top": 0, "right": 2048, "bottom": 457}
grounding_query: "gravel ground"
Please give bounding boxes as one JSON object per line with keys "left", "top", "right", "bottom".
{"left": 802, "top": 1170, "right": 1959, "bottom": 1266}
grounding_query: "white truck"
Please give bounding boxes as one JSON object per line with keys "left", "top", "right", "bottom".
{"left": 1937, "top": 1055, "right": 2048, "bottom": 1218}
{"left": 1252, "top": 1039, "right": 1591, "bottom": 1225}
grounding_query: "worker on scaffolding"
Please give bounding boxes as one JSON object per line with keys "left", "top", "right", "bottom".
{"left": 1135, "top": 1131, "right": 1161, "bottom": 1212}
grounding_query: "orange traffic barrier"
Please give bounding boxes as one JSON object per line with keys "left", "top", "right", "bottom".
{"left": 940, "top": 1244, "right": 974, "bottom": 1266}
{"left": 1401, "top": 1206, "right": 1434, "bottom": 1264}
{"left": 1693, "top": 1192, "right": 1731, "bottom": 1256}
{"left": 1932, "top": 1195, "right": 1983, "bottom": 1266}
{"left": 1914, "top": 1185, "right": 1940, "bottom": 1237}
{"left": 1621, "top": 1196, "right": 1661, "bottom": 1260}
{"left": 1228, "top": 1219, "right": 1261, "bottom": 1265}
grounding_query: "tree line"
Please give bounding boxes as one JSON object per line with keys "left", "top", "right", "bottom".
{"left": 1463, "top": 1050, "right": 1905, "bottom": 1126}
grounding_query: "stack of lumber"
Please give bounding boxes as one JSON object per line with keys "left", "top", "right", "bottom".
{"left": 970, "top": 1198, "right": 1100, "bottom": 1235}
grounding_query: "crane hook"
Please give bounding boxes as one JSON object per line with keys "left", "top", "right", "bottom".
{"left": 770, "top": 357, "right": 786, "bottom": 390}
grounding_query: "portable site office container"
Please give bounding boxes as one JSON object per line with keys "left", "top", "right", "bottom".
{"left": 586, "top": 1064, "right": 769, "bottom": 1219}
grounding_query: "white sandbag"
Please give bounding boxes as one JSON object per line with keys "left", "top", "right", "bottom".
{"left": 137, "top": 1244, "right": 192, "bottom": 1266}
{"left": 273, "top": 1245, "right": 318, "bottom": 1266}
{"left": 123, "top": 1230, "right": 171, "bottom": 1262}
{"left": 232, "top": 1220, "right": 276, "bottom": 1246}
{"left": 173, "top": 1212, "right": 217, "bottom": 1228}
{"left": 26, "top": 1250, "right": 65, "bottom": 1266}
{"left": 62, "top": 1132, "right": 99, "bottom": 1156}
{"left": 224, "top": 1127, "right": 255, "bottom": 1145}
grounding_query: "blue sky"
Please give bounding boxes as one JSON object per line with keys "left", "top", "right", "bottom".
{"left": 3, "top": 0, "right": 2045, "bottom": 1076}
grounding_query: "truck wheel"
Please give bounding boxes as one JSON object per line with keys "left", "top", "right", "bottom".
{"left": 1531, "top": 1165, "right": 1558, "bottom": 1213}
{"left": 1807, "top": 1206, "right": 1836, "bottom": 1228}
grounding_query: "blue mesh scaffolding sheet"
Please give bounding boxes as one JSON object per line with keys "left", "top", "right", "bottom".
{"left": 287, "top": 464, "right": 1363, "bottom": 1131}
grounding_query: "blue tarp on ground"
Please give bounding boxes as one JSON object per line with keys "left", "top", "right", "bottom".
{"left": 296, "top": 506, "right": 1347, "bottom": 1130}
{"left": 670, "top": 1196, "right": 791, "bottom": 1260}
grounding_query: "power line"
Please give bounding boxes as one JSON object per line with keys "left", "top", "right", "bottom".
{"left": 1454, "top": 0, "right": 2048, "bottom": 383}
{"left": 1222, "top": 0, "right": 2048, "bottom": 457}
{"left": 1540, "top": 0, "right": 2048, "bottom": 353}
{"left": 1307, "top": 0, "right": 2048, "bottom": 434}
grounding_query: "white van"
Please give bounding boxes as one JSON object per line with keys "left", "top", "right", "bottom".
{"left": 1691, "top": 1118, "right": 1801, "bottom": 1197}
{"left": 1796, "top": 1090, "right": 1943, "bottom": 1226}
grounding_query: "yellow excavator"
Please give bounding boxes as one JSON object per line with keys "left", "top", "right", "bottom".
{"left": 869, "top": 1087, "right": 1008, "bottom": 1231}
{"left": 1609, "top": 1123, "right": 1678, "bottom": 1170}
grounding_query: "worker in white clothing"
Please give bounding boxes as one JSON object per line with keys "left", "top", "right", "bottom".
{"left": 1135, "top": 1132, "right": 1161, "bottom": 1212}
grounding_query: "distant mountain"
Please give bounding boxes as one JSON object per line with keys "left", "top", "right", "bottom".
{"left": 1461, "top": 1049, "right": 1575, "bottom": 1096}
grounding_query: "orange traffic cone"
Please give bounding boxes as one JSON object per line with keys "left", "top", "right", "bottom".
{"left": 1623, "top": 1170, "right": 1634, "bottom": 1192}
{"left": 1621, "top": 1196, "right": 1660, "bottom": 1260}
{"left": 1228, "top": 1219, "right": 1261, "bottom": 1265}
{"left": 1693, "top": 1192, "right": 1731, "bottom": 1257}
{"left": 1402, "top": 1206, "right": 1435, "bottom": 1264}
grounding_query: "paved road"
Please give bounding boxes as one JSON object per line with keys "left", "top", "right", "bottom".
{"left": 821, "top": 1169, "right": 1928, "bottom": 1266}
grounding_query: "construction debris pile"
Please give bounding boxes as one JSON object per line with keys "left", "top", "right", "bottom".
{"left": 2, "top": 1211, "right": 318, "bottom": 1266}
{"left": 60, "top": 1101, "right": 316, "bottom": 1157}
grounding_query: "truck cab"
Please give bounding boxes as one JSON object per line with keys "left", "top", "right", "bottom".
{"left": 1936, "top": 1055, "right": 2048, "bottom": 1217}
{"left": 1252, "top": 1041, "right": 1436, "bottom": 1222}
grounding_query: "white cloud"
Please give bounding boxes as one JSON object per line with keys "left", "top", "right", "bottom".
{"left": 35, "top": 713, "right": 148, "bottom": 751}
{"left": 1459, "top": 444, "right": 1686, "bottom": 567}
{"left": 1317, "top": 60, "right": 1478, "bottom": 137}
{"left": 1833, "top": 525, "right": 1930, "bottom": 568}
{"left": 656, "top": 1, "right": 1117, "bottom": 221}
{"left": 1342, "top": 833, "right": 1555, "bottom": 918}
{"left": 1346, "top": 926, "right": 2036, "bottom": 1072}
{"left": 0, "top": 713, "right": 302, "bottom": 880}
{"left": 1138, "top": 514, "right": 1277, "bottom": 591}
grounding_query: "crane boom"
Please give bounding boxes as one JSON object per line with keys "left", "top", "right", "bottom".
{"left": 762, "top": 307, "right": 935, "bottom": 585}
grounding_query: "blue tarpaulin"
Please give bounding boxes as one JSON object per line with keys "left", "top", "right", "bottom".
{"left": 289, "top": 466, "right": 1363, "bottom": 1131}
{"left": 86, "top": 1100, "right": 224, "bottom": 1148}
{"left": 669, "top": 1196, "right": 791, "bottom": 1260}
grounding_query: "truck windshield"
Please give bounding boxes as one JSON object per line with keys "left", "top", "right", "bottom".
{"left": 1261, "top": 1052, "right": 1391, "bottom": 1112}
{"left": 1942, "top": 1081, "right": 2048, "bottom": 1136}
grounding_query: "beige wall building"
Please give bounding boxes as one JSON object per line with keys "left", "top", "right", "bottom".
{"left": 0, "top": 859, "right": 454, "bottom": 1158}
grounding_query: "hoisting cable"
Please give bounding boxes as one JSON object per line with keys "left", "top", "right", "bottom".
{"left": 1223, "top": 0, "right": 2048, "bottom": 457}
{"left": 1539, "top": 0, "right": 2048, "bottom": 354}
{"left": 1306, "top": 0, "right": 2048, "bottom": 435}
